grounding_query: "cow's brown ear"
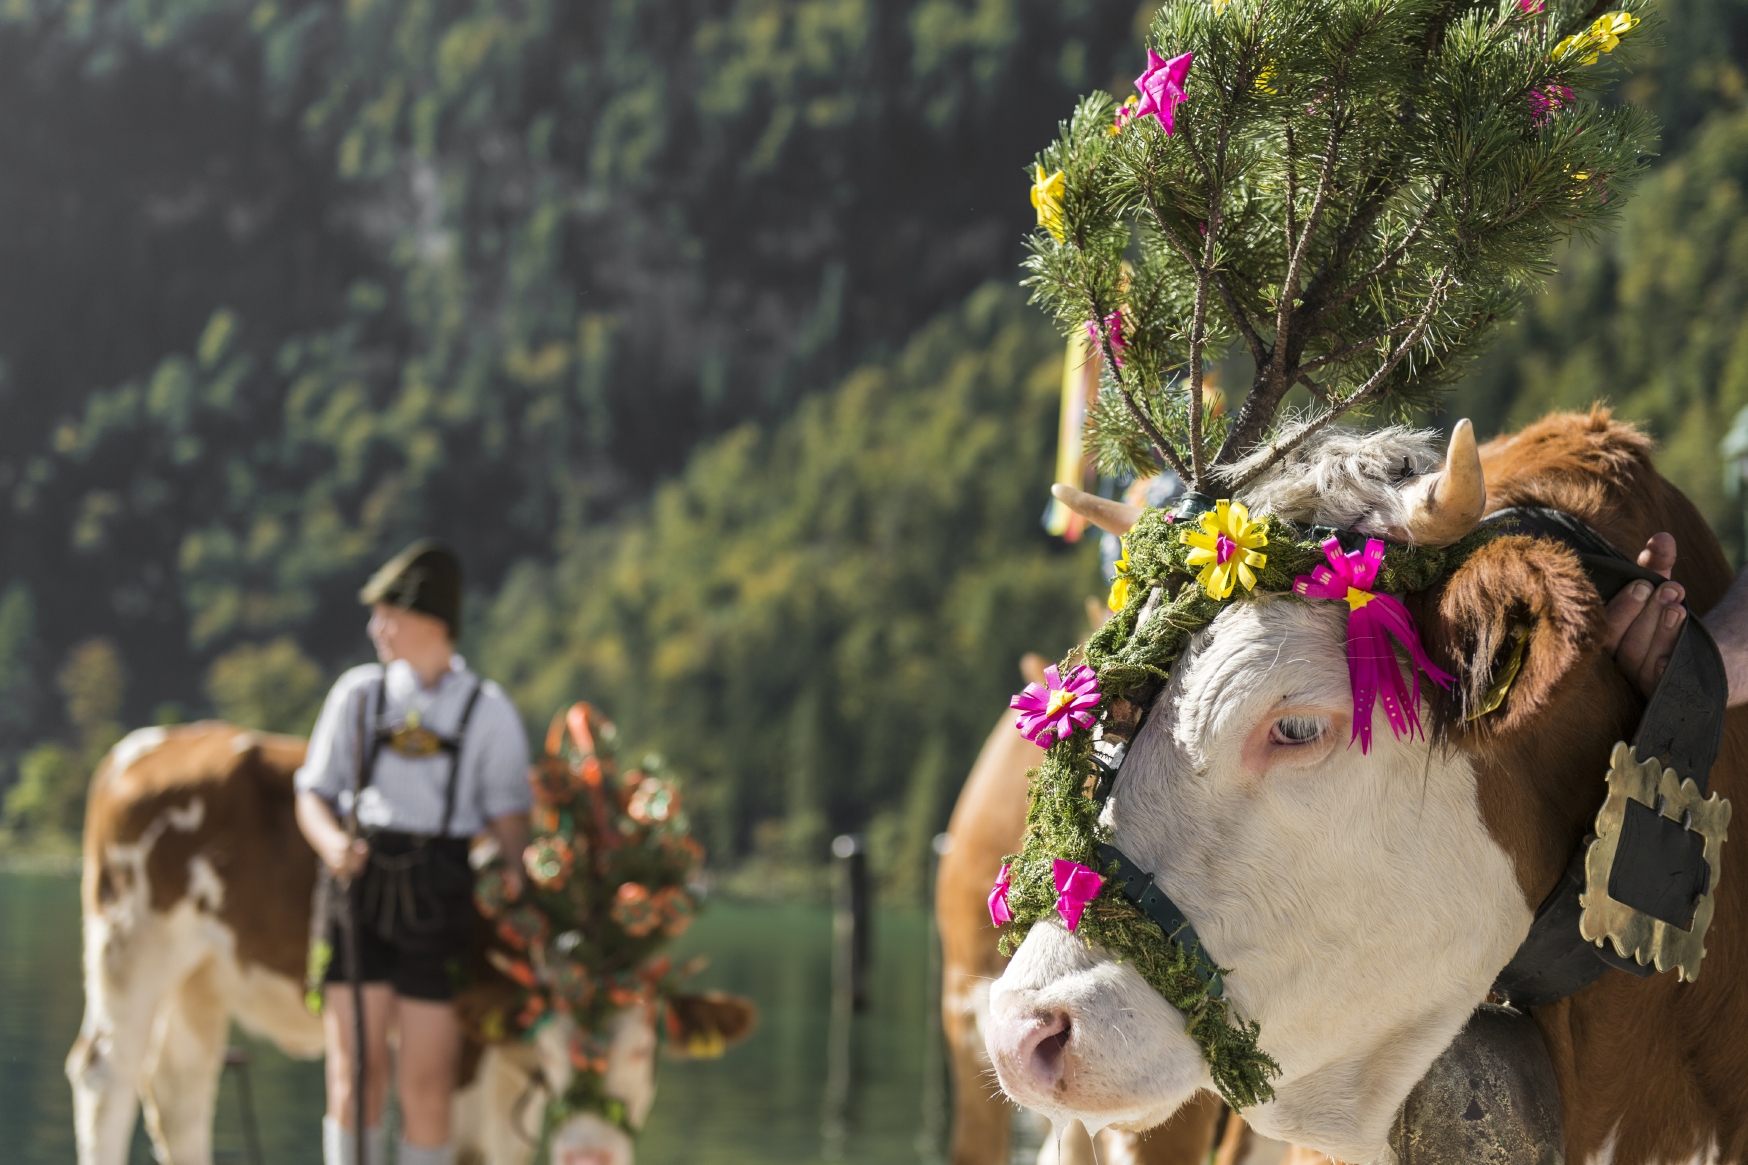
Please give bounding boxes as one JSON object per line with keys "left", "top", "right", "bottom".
{"left": 1419, "top": 534, "right": 1602, "bottom": 735}
{"left": 665, "top": 991, "right": 759, "bottom": 1058}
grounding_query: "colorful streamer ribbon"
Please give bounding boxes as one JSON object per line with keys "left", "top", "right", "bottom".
{"left": 1052, "top": 859, "right": 1104, "bottom": 932}
{"left": 1293, "top": 537, "right": 1455, "bottom": 753}
{"left": 989, "top": 863, "right": 1014, "bottom": 927}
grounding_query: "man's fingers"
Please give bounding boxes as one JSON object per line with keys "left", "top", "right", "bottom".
{"left": 1613, "top": 581, "right": 1686, "bottom": 697}
{"left": 1637, "top": 593, "right": 1685, "bottom": 696}
{"left": 1603, "top": 579, "right": 1655, "bottom": 654}
{"left": 1636, "top": 532, "right": 1676, "bottom": 580}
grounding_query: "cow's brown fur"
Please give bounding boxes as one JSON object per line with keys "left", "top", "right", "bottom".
{"left": 84, "top": 725, "right": 315, "bottom": 979}
{"left": 1424, "top": 410, "right": 1748, "bottom": 1165}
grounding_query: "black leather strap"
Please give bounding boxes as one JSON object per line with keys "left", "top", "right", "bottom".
{"left": 437, "top": 681, "right": 484, "bottom": 837}
{"left": 1098, "top": 842, "right": 1224, "bottom": 997}
{"left": 1483, "top": 508, "right": 1727, "bottom": 1007}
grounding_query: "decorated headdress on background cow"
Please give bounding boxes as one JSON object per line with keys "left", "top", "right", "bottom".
{"left": 464, "top": 704, "right": 753, "bottom": 1141}
{"left": 992, "top": 0, "right": 1654, "bottom": 1107}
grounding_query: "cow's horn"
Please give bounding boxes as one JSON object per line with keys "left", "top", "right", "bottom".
{"left": 1399, "top": 418, "right": 1486, "bottom": 546}
{"left": 1051, "top": 483, "right": 1143, "bottom": 536}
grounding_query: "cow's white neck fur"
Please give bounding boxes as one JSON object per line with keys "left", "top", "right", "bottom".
{"left": 990, "top": 425, "right": 1531, "bottom": 1163}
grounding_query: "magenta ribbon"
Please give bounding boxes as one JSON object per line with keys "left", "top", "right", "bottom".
{"left": 1052, "top": 859, "right": 1104, "bottom": 932}
{"left": 1293, "top": 537, "right": 1455, "bottom": 753}
{"left": 988, "top": 863, "right": 1014, "bottom": 928}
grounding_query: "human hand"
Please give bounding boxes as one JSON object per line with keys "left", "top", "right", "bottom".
{"left": 1602, "top": 533, "right": 1684, "bottom": 697}
{"left": 322, "top": 836, "right": 370, "bottom": 882}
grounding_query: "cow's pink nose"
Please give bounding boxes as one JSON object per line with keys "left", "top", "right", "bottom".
{"left": 992, "top": 1011, "right": 1074, "bottom": 1096}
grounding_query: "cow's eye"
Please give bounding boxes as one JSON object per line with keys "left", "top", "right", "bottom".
{"left": 1270, "top": 715, "right": 1328, "bottom": 745}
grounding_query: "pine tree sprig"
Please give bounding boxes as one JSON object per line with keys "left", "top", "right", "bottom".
{"left": 1024, "top": 0, "right": 1659, "bottom": 482}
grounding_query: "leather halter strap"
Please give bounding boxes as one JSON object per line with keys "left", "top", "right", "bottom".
{"left": 1483, "top": 507, "right": 1728, "bottom": 1007}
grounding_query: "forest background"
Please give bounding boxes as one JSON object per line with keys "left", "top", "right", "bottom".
{"left": 2, "top": 0, "right": 1746, "bottom": 902}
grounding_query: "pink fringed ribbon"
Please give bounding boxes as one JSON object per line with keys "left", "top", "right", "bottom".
{"left": 1052, "top": 859, "right": 1104, "bottom": 932}
{"left": 989, "top": 863, "right": 1014, "bottom": 927}
{"left": 1293, "top": 537, "right": 1455, "bottom": 753}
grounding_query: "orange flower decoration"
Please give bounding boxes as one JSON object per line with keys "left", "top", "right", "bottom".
{"left": 523, "top": 834, "right": 577, "bottom": 891}
{"left": 611, "top": 882, "right": 659, "bottom": 937}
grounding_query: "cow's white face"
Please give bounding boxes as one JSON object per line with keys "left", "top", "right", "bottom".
{"left": 986, "top": 596, "right": 1533, "bottom": 1163}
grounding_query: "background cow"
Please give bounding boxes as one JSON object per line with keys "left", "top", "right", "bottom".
{"left": 986, "top": 412, "right": 1747, "bottom": 1164}
{"left": 66, "top": 721, "right": 746, "bottom": 1165}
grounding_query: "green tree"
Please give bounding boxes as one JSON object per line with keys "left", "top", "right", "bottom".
{"left": 1025, "top": 0, "right": 1655, "bottom": 490}
{"left": 475, "top": 285, "right": 1098, "bottom": 894}
{"left": 2, "top": 743, "right": 81, "bottom": 840}
{"left": 0, "top": 582, "right": 40, "bottom": 786}
{"left": 1449, "top": 103, "right": 1748, "bottom": 558}
{"left": 60, "top": 638, "right": 127, "bottom": 769}
{"left": 2, "top": 637, "right": 125, "bottom": 839}
{"left": 205, "top": 636, "right": 328, "bottom": 735}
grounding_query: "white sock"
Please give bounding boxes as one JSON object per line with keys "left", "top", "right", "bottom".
{"left": 397, "top": 1140, "right": 455, "bottom": 1165}
{"left": 322, "top": 1117, "right": 387, "bottom": 1165}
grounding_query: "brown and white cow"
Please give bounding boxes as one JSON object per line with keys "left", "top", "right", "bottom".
{"left": 984, "top": 411, "right": 1746, "bottom": 1165}
{"left": 939, "top": 656, "right": 1298, "bottom": 1165}
{"left": 66, "top": 721, "right": 741, "bottom": 1165}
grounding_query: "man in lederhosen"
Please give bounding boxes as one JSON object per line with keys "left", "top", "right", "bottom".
{"left": 295, "top": 540, "right": 530, "bottom": 1165}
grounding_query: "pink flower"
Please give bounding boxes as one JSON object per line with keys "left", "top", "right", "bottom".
{"left": 1528, "top": 82, "right": 1574, "bottom": 127}
{"left": 1086, "top": 310, "right": 1126, "bottom": 367}
{"left": 1052, "top": 859, "right": 1104, "bottom": 932}
{"left": 1518, "top": 0, "right": 1544, "bottom": 13}
{"left": 1010, "top": 664, "right": 1100, "bottom": 747}
{"left": 989, "top": 863, "right": 1015, "bottom": 927}
{"left": 1292, "top": 537, "right": 1454, "bottom": 754}
{"left": 1134, "top": 50, "right": 1194, "bottom": 135}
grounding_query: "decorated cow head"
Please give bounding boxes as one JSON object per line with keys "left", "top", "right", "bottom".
{"left": 989, "top": 0, "right": 1697, "bottom": 1154}
{"left": 983, "top": 417, "right": 1712, "bottom": 1160}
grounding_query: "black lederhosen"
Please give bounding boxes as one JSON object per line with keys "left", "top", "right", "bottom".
{"left": 326, "top": 833, "right": 475, "bottom": 1000}
{"left": 325, "top": 679, "right": 483, "bottom": 1002}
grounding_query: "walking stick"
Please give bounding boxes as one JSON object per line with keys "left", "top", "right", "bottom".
{"left": 341, "top": 687, "right": 371, "bottom": 1165}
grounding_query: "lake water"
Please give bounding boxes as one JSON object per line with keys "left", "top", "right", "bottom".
{"left": 0, "top": 871, "right": 963, "bottom": 1165}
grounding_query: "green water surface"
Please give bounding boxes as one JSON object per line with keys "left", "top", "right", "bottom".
{"left": 0, "top": 872, "right": 946, "bottom": 1164}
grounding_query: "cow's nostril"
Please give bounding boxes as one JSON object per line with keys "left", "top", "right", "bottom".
{"left": 1037, "top": 1020, "right": 1071, "bottom": 1070}
{"left": 1022, "top": 1012, "right": 1072, "bottom": 1086}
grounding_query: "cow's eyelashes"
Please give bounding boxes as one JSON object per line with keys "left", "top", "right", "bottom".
{"left": 1270, "top": 715, "right": 1329, "bottom": 745}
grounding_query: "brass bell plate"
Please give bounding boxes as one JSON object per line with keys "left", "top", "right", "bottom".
{"left": 1579, "top": 741, "right": 1731, "bottom": 982}
{"left": 388, "top": 724, "right": 445, "bottom": 759}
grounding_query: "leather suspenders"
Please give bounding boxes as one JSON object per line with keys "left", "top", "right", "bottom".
{"left": 357, "top": 674, "right": 486, "bottom": 838}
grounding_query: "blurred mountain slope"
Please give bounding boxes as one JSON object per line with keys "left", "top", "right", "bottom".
{"left": 472, "top": 283, "right": 1096, "bottom": 881}
{"left": 0, "top": 0, "right": 1138, "bottom": 758}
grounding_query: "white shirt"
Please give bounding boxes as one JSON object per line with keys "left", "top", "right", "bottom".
{"left": 294, "top": 657, "right": 532, "bottom": 837}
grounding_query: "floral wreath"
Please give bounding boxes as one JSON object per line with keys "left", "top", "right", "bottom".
{"left": 464, "top": 703, "right": 710, "bottom": 1138}
{"left": 992, "top": 497, "right": 1495, "bottom": 1107}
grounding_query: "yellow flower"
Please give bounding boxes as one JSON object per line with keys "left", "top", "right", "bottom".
{"left": 1108, "top": 539, "right": 1133, "bottom": 611}
{"left": 1031, "top": 165, "right": 1067, "bottom": 242}
{"left": 1255, "top": 61, "right": 1278, "bottom": 95}
{"left": 1212, "top": 0, "right": 1232, "bottom": 11}
{"left": 1108, "top": 95, "right": 1139, "bottom": 136}
{"left": 1553, "top": 10, "right": 1637, "bottom": 65}
{"left": 1180, "top": 500, "right": 1269, "bottom": 600}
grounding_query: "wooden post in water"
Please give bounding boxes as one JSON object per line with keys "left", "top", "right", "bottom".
{"left": 916, "top": 831, "right": 953, "bottom": 1164}
{"left": 834, "top": 832, "right": 871, "bottom": 1010}
{"left": 822, "top": 833, "right": 870, "bottom": 1159}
